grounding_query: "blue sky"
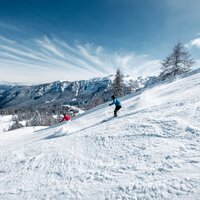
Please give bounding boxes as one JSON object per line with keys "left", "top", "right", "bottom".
{"left": 0, "top": 0, "right": 200, "bottom": 83}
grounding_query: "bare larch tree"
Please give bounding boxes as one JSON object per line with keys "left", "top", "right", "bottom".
{"left": 159, "top": 42, "right": 195, "bottom": 80}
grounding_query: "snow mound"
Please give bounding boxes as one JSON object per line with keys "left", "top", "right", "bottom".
{"left": 0, "top": 115, "right": 13, "bottom": 132}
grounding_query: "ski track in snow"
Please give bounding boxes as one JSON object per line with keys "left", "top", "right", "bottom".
{"left": 0, "top": 71, "right": 200, "bottom": 199}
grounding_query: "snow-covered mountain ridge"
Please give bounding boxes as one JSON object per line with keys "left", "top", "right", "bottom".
{"left": 0, "top": 69, "right": 200, "bottom": 199}
{"left": 0, "top": 75, "right": 157, "bottom": 112}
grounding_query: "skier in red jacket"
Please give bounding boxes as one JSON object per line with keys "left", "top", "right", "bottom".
{"left": 60, "top": 113, "right": 71, "bottom": 123}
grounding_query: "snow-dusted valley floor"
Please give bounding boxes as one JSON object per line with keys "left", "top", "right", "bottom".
{"left": 0, "top": 71, "right": 200, "bottom": 200}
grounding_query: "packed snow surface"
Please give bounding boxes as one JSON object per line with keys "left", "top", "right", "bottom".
{"left": 0, "top": 70, "right": 200, "bottom": 199}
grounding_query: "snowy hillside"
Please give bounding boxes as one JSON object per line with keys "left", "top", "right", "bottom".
{"left": 0, "top": 115, "right": 13, "bottom": 132}
{"left": 0, "top": 69, "right": 200, "bottom": 199}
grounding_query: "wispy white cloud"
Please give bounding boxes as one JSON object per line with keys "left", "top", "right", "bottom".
{"left": 0, "top": 35, "right": 161, "bottom": 83}
{"left": 35, "top": 36, "right": 65, "bottom": 58}
{"left": 185, "top": 38, "right": 200, "bottom": 49}
{"left": 0, "top": 22, "right": 23, "bottom": 32}
{"left": 0, "top": 35, "right": 16, "bottom": 44}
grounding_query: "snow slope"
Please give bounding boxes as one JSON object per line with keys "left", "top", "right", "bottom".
{"left": 0, "top": 70, "right": 200, "bottom": 199}
{"left": 0, "top": 115, "right": 13, "bottom": 132}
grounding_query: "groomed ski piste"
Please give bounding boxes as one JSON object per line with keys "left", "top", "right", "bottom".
{"left": 0, "top": 69, "right": 200, "bottom": 199}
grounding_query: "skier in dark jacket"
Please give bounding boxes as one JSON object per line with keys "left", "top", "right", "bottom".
{"left": 109, "top": 95, "right": 122, "bottom": 117}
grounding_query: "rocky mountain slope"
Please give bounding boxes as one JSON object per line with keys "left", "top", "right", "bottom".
{"left": 0, "top": 75, "right": 157, "bottom": 113}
